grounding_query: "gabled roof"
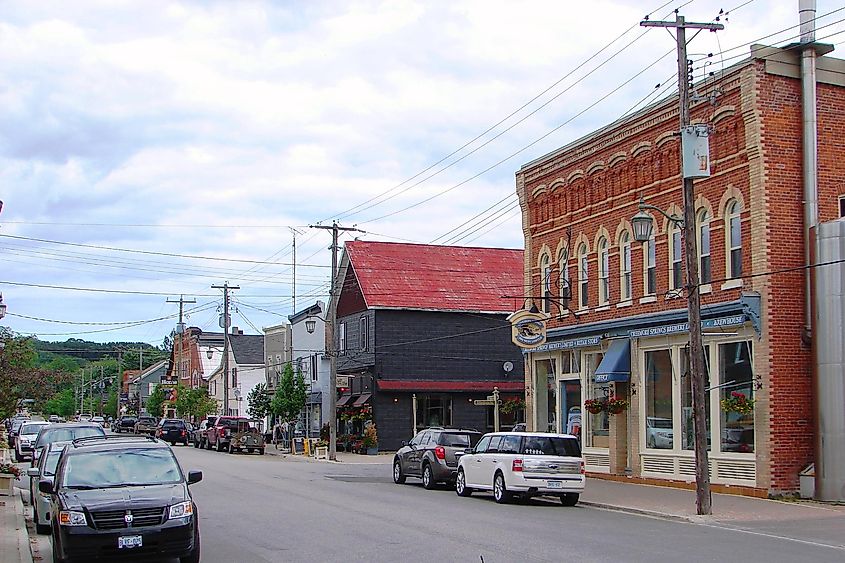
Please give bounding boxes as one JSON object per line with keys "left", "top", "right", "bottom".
{"left": 343, "top": 241, "right": 523, "bottom": 313}
{"left": 230, "top": 333, "right": 265, "bottom": 365}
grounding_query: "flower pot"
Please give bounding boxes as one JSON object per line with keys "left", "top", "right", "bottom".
{"left": 0, "top": 473, "right": 15, "bottom": 496}
{"left": 608, "top": 405, "right": 626, "bottom": 415}
{"left": 366, "top": 447, "right": 378, "bottom": 455}
{"left": 585, "top": 406, "right": 604, "bottom": 415}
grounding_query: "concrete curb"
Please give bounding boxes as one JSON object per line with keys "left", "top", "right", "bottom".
{"left": 578, "top": 500, "right": 699, "bottom": 524}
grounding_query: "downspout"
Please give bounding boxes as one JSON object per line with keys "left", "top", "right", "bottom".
{"left": 800, "top": 0, "right": 818, "bottom": 340}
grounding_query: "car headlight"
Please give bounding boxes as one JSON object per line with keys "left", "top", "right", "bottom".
{"left": 59, "top": 511, "right": 87, "bottom": 526}
{"left": 168, "top": 501, "right": 194, "bottom": 519}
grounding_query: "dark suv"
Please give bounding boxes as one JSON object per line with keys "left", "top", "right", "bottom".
{"left": 113, "top": 416, "right": 138, "bottom": 434}
{"left": 39, "top": 435, "right": 202, "bottom": 563}
{"left": 393, "top": 428, "right": 481, "bottom": 489}
{"left": 156, "top": 419, "right": 190, "bottom": 446}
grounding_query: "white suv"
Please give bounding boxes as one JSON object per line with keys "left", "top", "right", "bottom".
{"left": 455, "top": 432, "right": 585, "bottom": 505}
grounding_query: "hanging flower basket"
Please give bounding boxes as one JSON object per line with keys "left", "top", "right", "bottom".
{"left": 606, "top": 397, "right": 629, "bottom": 415}
{"left": 584, "top": 399, "right": 605, "bottom": 414}
{"left": 721, "top": 392, "right": 754, "bottom": 416}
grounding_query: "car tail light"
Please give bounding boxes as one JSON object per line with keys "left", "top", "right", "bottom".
{"left": 512, "top": 459, "right": 524, "bottom": 472}
{"left": 219, "top": 428, "right": 226, "bottom": 437}
{"left": 434, "top": 446, "right": 445, "bottom": 460}
{"left": 580, "top": 460, "right": 585, "bottom": 475}
{"left": 181, "top": 430, "right": 186, "bottom": 436}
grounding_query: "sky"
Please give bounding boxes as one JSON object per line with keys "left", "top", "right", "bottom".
{"left": 1, "top": 0, "right": 843, "bottom": 345}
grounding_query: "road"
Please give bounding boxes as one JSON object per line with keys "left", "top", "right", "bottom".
{"left": 18, "top": 445, "right": 845, "bottom": 562}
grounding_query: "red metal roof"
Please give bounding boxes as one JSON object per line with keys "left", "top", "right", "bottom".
{"left": 344, "top": 241, "right": 523, "bottom": 313}
{"left": 377, "top": 380, "right": 524, "bottom": 392}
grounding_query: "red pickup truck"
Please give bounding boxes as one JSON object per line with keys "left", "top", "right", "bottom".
{"left": 205, "top": 416, "right": 249, "bottom": 452}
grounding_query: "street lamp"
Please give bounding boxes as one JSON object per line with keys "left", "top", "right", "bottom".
{"left": 0, "top": 293, "right": 7, "bottom": 320}
{"left": 632, "top": 196, "right": 711, "bottom": 515}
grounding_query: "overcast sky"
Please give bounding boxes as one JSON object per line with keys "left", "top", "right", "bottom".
{"left": 1, "top": 0, "right": 842, "bottom": 345}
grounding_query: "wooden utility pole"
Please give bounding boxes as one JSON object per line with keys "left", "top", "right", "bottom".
{"left": 310, "top": 222, "right": 363, "bottom": 461}
{"left": 641, "top": 12, "right": 723, "bottom": 516}
{"left": 212, "top": 284, "right": 238, "bottom": 416}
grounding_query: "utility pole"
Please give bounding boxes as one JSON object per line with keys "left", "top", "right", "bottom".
{"left": 309, "top": 222, "right": 363, "bottom": 461}
{"left": 641, "top": 12, "right": 723, "bottom": 516}
{"left": 212, "top": 283, "right": 239, "bottom": 416}
{"left": 168, "top": 295, "right": 196, "bottom": 387}
{"left": 290, "top": 227, "right": 303, "bottom": 314}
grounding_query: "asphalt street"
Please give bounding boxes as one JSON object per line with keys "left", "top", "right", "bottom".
{"left": 18, "top": 445, "right": 845, "bottom": 562}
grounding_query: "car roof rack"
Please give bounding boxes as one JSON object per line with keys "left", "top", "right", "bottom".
{"left": 71, "top": 434, "right": 158, "bottom": 446}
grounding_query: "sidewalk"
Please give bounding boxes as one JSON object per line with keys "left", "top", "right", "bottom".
{"left": 0, "top": 489, "right": 33, "bottom": 563}
{"left": 265, "top": 446, "right": 393, "bottom": 465}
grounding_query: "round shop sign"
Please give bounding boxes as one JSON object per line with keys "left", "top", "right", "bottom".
{"left": 507, "top": 309, "right": 550, "bottom": 349}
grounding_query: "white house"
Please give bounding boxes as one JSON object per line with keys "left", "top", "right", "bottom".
{"left": 289, "top": 301, "right": 331, "bottom": 438}
{"left": 206, "top": 328, "right": 265, "bottom": 417}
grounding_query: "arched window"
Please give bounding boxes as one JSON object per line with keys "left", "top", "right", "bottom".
{"left": 598, "top": 237, "right": 610, "bottom": 305}
{"left": 620, "top": 232, "right": 632, "bottom": 301}
{"left": 698, "top": 210, "right": 711, "bottom": 284}
{"left": 578, "top": 244, "right": 589, "bottom": 310}
{"left": 540, "top": 253, "right": 552, "bottom": 314}
{"left": 559, "top": 246, "right": 571, "bottom": 308}
{"left": 726, "top": 201, "right": 742, "bottom": 278}
{"left": 643, "top": 233, "right": 656, "bottom": 296}
{"left": 669, "top": 223, "right": 683, "bottom": 291}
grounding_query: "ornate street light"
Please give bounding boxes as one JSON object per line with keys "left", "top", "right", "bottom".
{"left": 632, "top": 197, "right": 684, "bottom": 243}
{"left": 305, "top": 318, "right": 317, "bottom": 334}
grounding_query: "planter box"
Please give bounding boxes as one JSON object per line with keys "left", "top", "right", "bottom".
{"left": 366, "top": 447, "right": 379, "bottom": 456}
{"left": 0, "top": 473, "right": 15, "bottom": 496}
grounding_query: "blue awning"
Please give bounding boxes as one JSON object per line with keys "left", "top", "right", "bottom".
{"left": 594, "top": 339, "right": 631, "bottom": 383}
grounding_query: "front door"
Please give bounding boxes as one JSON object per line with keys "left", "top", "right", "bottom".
{"left": 560, "top": 379, "right": 582, "bottom": 444}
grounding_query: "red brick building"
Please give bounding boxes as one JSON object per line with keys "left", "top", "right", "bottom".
{"left": 516, "top": 44, "right": 845, "bottom": 495}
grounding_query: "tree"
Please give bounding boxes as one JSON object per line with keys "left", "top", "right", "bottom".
{"left": 175, "top": 386, "right": 216, "bottom": 421}
{"left": 270, "top": 363, "right": 307, "bottom": 423}
{"left": 146, "top": 385, "right": 167, "bottom": 418}
{"left": 247, "top": 383, "right": 271, "bottom": 420}
{"left": 43, "top": 388, "right": 76, "bottom": 418}
{"left": 0, "top": 329, "right": 72, "bottom": 419}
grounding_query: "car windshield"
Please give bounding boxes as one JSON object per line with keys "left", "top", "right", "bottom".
{"left": 36, "top": 426, "right": 105, "bottom": 448}
{"left": 521, "top": 436, "right": 581, "bottom": 457}
{"left": 44, "top": 448, "right": 64, "bottom": 477}
{"left": 122, "top": 417, "right": 137, "bottom": 423}
{"left": 439, "top": 433, "right": 477, "bottom": 447}
{"left": 21, "top": 423, "right": 48, "bottom": 435}
{"left": 162, "top": 421, "right": 183, "bottom": 428}
{"left": 62, "top": 448, "right": 182, "bottom": 488}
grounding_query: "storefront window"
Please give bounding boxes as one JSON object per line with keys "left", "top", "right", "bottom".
{"left": 719, "top": 342, "right": 754, "bottom": 453}
{"left": 584, "top": 353, "right": 609, "bottom": 448}
{"left": 681, "top": 346, "right": 711, "bottom": 451}
{"left": 645, "top": 349, "right": 673, "bottom": 449}
{"left": 415, "top": 395, "right": 452, "bottom": 429}
{"left": 534, "top": 359, "right": 556, "bottom": 433}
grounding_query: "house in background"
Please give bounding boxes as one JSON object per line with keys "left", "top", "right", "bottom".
{"left": 206, "top": 328, "right": 265, "bottom": 416}
{"left": 128, "top": 360, "right": 167, "bottom": 415}
{"left": 264, "top": 322, "right": 292, "bottom": 389}
{"left": 331, "top": 241, "right": 526, "bottom": 450}
{"left": 289, "top": 301, "right": 331, "bottom": 438}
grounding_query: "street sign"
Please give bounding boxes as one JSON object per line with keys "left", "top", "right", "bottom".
{"left": 336, "top": 375, "right": 350, "bottom": 388}
{"left": 474, "top": 399, "right": 497, "bottom": 406}
{"left": 486, "top": 394, "right": 497, "bottom": 401}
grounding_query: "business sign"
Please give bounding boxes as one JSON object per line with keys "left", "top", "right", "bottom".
{"left": 336, "top": 375, "right": 350, "bottom": 389}
{"left": 526, "top": 335, "right": 601, "bottom": 354}
{"left": 507, "top": 309, "right": 550, "bottom": 349}
{"left": 628, "top": 315, "right": 746, "bottom": 338}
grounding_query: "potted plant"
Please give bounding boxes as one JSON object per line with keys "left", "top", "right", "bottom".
{"left": 721, "top": 391, "right": 754, "bottom": 416}
{"left": 606, "top": 395, "right": 629, "bottom": 415}
{"left": 500, "top": 398, "right": 526, "bottom": 415}
{"left": 0, "top": 462, "right": 22, "bottom": 496}
{"left": 584, "top": 398, "right": 606, "bottom": 414}
{"left": 362, "top": 422, "right": 378, "bottom": 455}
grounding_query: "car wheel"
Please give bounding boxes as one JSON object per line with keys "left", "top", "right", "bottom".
{"left": 559, "top": 493, "right": 579, "bottom": 506}
{"left": 493, "top": 472, "right": 512, "bottom": 504}
{"left": 35, "top": 506, "right": 51, "bottom": 535}
{"left": 216, "top": 440, "right": 224, "bottom": 452}
{"left": 51, "top": 527, "right": 69, "bottom": 563}
{"left": 455, "top": 469, "right": 472, "bottom": 497}
{"left": 227, "top": 443, "right": 235, "bottom": 454}
{"left": 259, "top": 448, "right": 265, "bottom": 455}
{"left": 422, "top": 463, "right": 436, "bottom": 490}
{"left": 392, "top": 459, "right": 406, "bottom": 484}
{"left": 14, "top": 449, "right": 23, "bottom": 462}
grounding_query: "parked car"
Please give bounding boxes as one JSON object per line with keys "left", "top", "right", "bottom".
{"left": 191, "top": 417, "right": 217, "bottom": 448}
{"left": 8, "top": 417, "right": 27, "bottom": 448}
{"left": 134, "top": 416, "right": 158, "bottom": 436}
{"left": 113, "top": 415, "right": 138, "bottom": 433}
{"left": 393, "top": 427, "right": 481, "bottom": 489}
{"left": 90, "top": 416, "right": 106, "bottom": 427}
{"left": 205, "top": 416, "right": 249, "bottom": 452}
{"left": 27, "top": 441, "right": 72, "bottom": 534}
{"left": 227, "top": 419, "right": 265, "bottom": 455}
{"left": 14, "top": 421, "right": 51, "bottom": 462}
{"left": 77, "top": 413, "right": 93, "bottom": 422}
{"left": 455, "top": 431, "right": 585, "bottom": 505}
{"left": 646, "top": 417, "right": 674, "bottom": 449}
{"left": 31, "top": 423, "right": 106, "bottom": 466}
{"left": 48, "top": 415, "right": 61, "bottom": 423}
{"left": 156, "top": 419, "right": 191, "bottom": 446}
{"left": 39, "top": 434, "right": 202, "bottom": 563}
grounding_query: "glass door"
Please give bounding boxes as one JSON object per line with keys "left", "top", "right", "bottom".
{"left": 559, "top": 379, "right": 582, "bottom": 443}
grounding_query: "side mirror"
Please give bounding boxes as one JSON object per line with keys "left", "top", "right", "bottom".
{"left": 27, "top": 467, "right": 40, "bottom": 478}
{"left": 187, "top": 471, "right": 203, "bottom": 485}
{"left": 464, "top": 447, "right": 474, "bottom": 455}
{"left": 38, "top": 479, "right": 54, "bottom": 494}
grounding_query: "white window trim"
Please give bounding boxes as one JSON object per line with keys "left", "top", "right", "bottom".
{"left": 620, "top": 235, "right": 632, "bottom": 302}
{"left": 598, "top": 238, "right": 610, "bottom": 306}
{"left": 541, "top": 253, "right": 553, "bottom": 314}
{"left": 721, "top": 279, "right": 743, "bottom": 290}
{"left": 643, "top": 237, "right": 656, "bottom": 296}
{"left": 698, "top": 210, "right": 711, "bottom": 284}
{"left": 669, "top": 225, "right": 683, "bottom": 291}
{"left": 578, "top": 245, "right": 589, "bottom": 310}
{"left": 726, "top": 202, "right": 743, "bottom": 280}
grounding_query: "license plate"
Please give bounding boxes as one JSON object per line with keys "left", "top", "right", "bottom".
{"left": 547, "top": 480, "right": 563, "bottom": 489}
{"left": 118, "top": 535, "right": 143, "bottom": 549}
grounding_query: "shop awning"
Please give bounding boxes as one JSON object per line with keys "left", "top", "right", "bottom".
{"left": 336, "top": 394, "right": 355, "bottom": 407}
{"left": 352, "top": 393, "right": 371, "bottom": 407}
{"left": 594, "top": 339, "right": 631, "bottom": 383}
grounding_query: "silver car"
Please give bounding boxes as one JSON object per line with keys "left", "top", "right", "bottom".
{"left": 27, "top": 441, "right": 71, "bottom": 534}
{"left": 14, "top": 421, "right": 50, "bottom": 462}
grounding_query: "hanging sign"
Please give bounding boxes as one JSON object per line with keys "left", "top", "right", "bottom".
{"left": 507, "top": 309, "right": 550, "bottom": 349}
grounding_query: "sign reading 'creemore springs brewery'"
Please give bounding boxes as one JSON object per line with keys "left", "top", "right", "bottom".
{"left": 506, "top": 309, "right": 550, "bottom": 349}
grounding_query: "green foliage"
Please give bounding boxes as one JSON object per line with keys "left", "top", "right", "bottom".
{"left": 247, "top": 383, "right": 271, "bottom": 419}
{"left": 175, "top": 386, "right": 216, "bottom": 420}
{"left": 1, "top": 329, "right": 72, "bottom": 419}
{"left": 146, "top": 385, "right": 167, "bottom": 418}
{"left": 270, "top": 363, "right": 307, "bottom": 423}
{"left": 43, "top": 388, "right": 77, "bottom": 417}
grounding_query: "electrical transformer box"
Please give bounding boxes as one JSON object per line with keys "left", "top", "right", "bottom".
{"left": 681, "top": 124, "right": 711, "bottom": 179}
